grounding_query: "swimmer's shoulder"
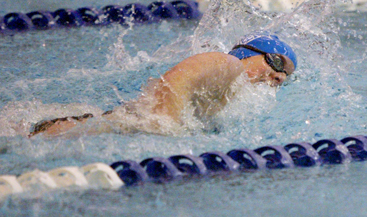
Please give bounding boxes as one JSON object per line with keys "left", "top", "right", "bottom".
{"left": 164, "top": 52, "right": 243, "bottom": 79}
{"left": 184, "top": 52, "right": 242, "bottom": 64}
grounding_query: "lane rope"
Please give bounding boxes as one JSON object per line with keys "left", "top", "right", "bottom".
{"left": 0, "top": 135, "right": 366, "bottom": 198}
{"left": 0, "top": 0, "right": 202, "bottom": 32}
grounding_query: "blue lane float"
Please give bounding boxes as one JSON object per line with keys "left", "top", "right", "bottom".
{"left": 341, "top": 135, "right": 367, "bottom": 161}
{"left": 200, "top": 151, "right": 240, "bottom": 172}
{"left": 3, "top": 13, "right": 34, "bottom": 30}
{"left": 227, "top": 148, "right": 267, "bottom": 170}
{"left": 254, "top": 145, "right": 295, "bottom": 169}
{"left": 0, "top": 0, "right": 202, "bottom": 32}
{"left": 284, "top": 142, "right": 322, "bottom": 167}
{"left": 140, "top": 157, "right": 184, "bottom": 182}
{"left": 148, "top": 2, "right": 180, "bottom": 19}
{"left": 110, "top": 135, "right": 367, "bottom": 186}
{"left": 53, "top": 9, "right": 84, "bottom": 27}
{"left": 168, "top": 154, "right": 208, "bottom": 175}
{"left": 110, "top": 160, "right": 149, "bottom": 186}
{"left": 122, "top": 3, "right": 155, "bottom": 23}
{"left": 1, "top": 135, "right": 367, "bottom": 197}
{"left": 171, "top": 0, "right": 201, "bottom": 19}
{"left": 312, "top": 139, "right": 352, "bottom": 164}
{"left": 26, "top": 11, "right": 56, "bottom": 29}
{"left": 102, "top": 5, "right": 125, "bottom": 24}
{"left": 76, "top": 7, "right": 103, "bottom": 25}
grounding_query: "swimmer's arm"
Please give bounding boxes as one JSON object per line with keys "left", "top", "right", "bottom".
{"left": 151, "top": 52, "right": 245, "bottom": 120}
{"left": 28, "top": 53, "right": 245, "bottom": 137}
{"left": 28, "top": 114, "right": 118, "bottom": 138}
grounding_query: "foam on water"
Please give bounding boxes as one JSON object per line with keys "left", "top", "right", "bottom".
{"left": 0, "top": 0, "right": 365, "bottom": 162}
{"left": 0, "top": 0, "right": 363, "bottom": 161}
{"left": 188, "top": 0, "right": 367, "bottom": 145}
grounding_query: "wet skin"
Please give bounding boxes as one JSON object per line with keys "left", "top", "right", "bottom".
{"left": 29, "top": 52, "right": 295, "bottom": 137}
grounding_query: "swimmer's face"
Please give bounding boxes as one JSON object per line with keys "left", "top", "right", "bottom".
{"left": 242, "top": 55, "right": 295, "bottom": 87}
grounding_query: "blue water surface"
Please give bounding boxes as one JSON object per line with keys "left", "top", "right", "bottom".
{"left": 1, "top": 0, "right": 367, "bottom": 216}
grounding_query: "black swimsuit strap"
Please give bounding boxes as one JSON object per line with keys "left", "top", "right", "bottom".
{"left": 28, "top": 113, "right": 94, "bottom": 137}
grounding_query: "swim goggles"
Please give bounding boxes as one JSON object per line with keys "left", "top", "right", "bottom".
{"left": 231, "top": 44, "right": 289, "bottom": 76}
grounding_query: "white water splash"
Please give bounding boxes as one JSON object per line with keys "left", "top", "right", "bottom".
{"left": 0, "top": 100, "right": 103, "bottom": 137}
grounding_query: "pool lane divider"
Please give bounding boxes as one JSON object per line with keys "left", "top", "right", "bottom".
{"left": 0, "top": 135, "right": 366, "bottom": 198}
{"left": 0, "top": 0, "right": 202, "bottom": 32}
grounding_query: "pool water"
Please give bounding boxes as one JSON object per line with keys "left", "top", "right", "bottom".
{"left": 1, "top": 0, "right": 367, "bottom": 216}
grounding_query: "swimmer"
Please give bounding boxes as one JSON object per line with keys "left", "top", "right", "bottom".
{"left": 28, "top": 34, "right": 297, "bottom": 137}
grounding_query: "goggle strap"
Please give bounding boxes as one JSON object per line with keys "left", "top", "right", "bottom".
{"left": 232, "top": 44, "right": 287, "bottom": 75}
{"left": 231, "top": 44, "right": 268, "bottom": 55}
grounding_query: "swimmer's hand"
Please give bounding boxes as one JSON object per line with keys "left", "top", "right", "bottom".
{"left": 28, "top": 113, "right": 93, "bottom": 137}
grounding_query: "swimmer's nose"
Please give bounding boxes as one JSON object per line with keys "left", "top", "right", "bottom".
{"left": 269, "top": 72, "right": 286, "bottom": 86}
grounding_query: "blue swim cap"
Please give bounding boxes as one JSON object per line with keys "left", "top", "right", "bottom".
{"left": 228, "top": 34, "right": 297, "bottom": 69}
